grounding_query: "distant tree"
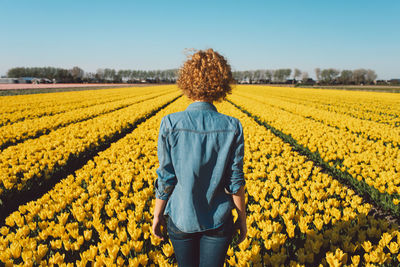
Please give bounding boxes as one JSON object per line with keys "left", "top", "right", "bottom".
{"left": 339, "top": 70, "right": 353, "bottom": 84}
{"left": 243, "top": 71, "right": 251, "bottom": 83}
{"left": 320, "top": 68, "right": 340, "bottom": 84}
{"left": 253, "top": 70, "right": 264, "bottom": 82}
{"left": 352, "top": 68, "right": 368, "bottom": 84}
{"left": 284, "top": 69, "right": 292, "bottom": 82}
{"left": 232, "top": 71, "right": 243, "bottom": 82}
{"left": 315, "top": 68, "right": 321, "bottom": 82}
{"left": 96, "top": 69, "right": 105, "bottom": 82}
{"left": 265, "top": 70, "right": 273, "bottom": 82}
{"left": 301, "top": 71, "right": 309, "bottom": 82}
{"left": 273, "top": 69, "right": 291, "bottom": 83}
{"left": 272, "top": 70, "right": 280, "bottom": 83}
{"left": 293, "top": 68, "right": 302, "bottom": 82}
{"left": 70, "top": 66, "right": 84, "bottom": 82}
{"left": 83, "top": 72, "right": 96, "bottom": 82}
{"left": 7, "top": 66, "right": 74, "bottom": 82}
{"left": 103, "top": 68, "right": 117, "bottom": 82}
{"left": 366, "top": 69, "right": 377, "bottom": 84}
{"left": 7, "top": 67, "right": 24, "bottom": 78}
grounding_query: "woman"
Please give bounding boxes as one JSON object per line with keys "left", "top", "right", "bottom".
{"left": 152, "top": 48, "right": 247, "bottom": 267}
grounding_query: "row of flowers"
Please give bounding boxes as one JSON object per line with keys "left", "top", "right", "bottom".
{"left": 0, "top": 87, "right": 176, "bottom": 150}
{"left": 0, "top": 86, "right": 167, "bottom": 127}
{"left": 0, "top": 88, "right": 181, "bottom": 204}
{"left": 235, "top": 88, "right": 400, "bottom": 147}
{"left": 238, "top": 85, "right": 400, "bottom": 127}
{"left": 228, "top": 90, "right": 400, "bottom": 211}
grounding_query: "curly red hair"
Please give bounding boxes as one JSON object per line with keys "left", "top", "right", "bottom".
{"left": 177, "top": 49, "right": 235, "bottom": 102}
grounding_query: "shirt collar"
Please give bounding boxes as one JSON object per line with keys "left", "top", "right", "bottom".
{"left": 186, "top": 101, "right": 218, "bottom": 112}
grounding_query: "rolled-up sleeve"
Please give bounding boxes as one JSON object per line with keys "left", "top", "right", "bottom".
{"left": 155, "top": 117, "right": 177, "bottom": 200}
{"left": 225, "top": 120, "right": 245, "bottom": 194}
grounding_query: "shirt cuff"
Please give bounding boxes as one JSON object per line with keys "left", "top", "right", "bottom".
{"left": 225, "top": 179, "right": 246, "bottom": 195}
{"left": 154, "top": 179, "right": 175, "bottom": 200}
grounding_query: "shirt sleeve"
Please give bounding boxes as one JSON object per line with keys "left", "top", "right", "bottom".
{"left": 225, "top": 120, "right": 245, "bottom": 194}
{"left": 154, "top": 117, "right": 177, "bottom": 200}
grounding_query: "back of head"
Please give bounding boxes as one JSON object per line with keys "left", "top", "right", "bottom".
{"left": 177, "top": 48, "right": 235, "bottom": 102}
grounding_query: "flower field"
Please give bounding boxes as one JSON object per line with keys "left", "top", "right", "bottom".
{"left": 0, "top": 85, "right": 399, "bottom": 266}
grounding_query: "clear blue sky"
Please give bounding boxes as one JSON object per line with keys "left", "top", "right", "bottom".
{"left": 1, "top": 0, "right": 399, "bottom": 79}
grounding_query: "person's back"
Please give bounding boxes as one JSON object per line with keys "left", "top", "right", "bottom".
{"left": 158, "top": 102, "right": 244, "bottom": 233}
{"left": 152, "top": 48, "right": 247, "bottom": 267}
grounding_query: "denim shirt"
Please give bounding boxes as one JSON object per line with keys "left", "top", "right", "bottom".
{"left": 154, "top": 101, "right": 245, "bottom": 233}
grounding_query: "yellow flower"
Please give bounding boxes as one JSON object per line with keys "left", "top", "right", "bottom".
{"left": 48, "top": 252, "right": 65, "bottom": 265}
{"left": 334, "top": 248, "right": 347, "bottom": 263}
{"left": 227, "top": 256, "right": 237, "bottom": 266}
{"left": 121, "top": 243, "right": 130, "bottom": 257}
{"left": 227, "top": 247, "right": 234, "bottom": 257}
{"left": 21, "top": 250, "right": 33, "bottom": 264}
{"left": 387, "top": 241, "right": 399, "bottom": 254}
{"left": 106, "top": 245, "right": 119, "bottom": 261}
{"left": 136, "top": 254, "right": 148, "bottom": 266}
{"left": 50, "top": 239, "right": 62, "bottom": 250}
{"left": 0, "top": 226, "right": 9, "bottom": 236}
{"left": 361, "top": 240, "right": 373, "bottom": 253}
{"left": 379, "top": 232, "right": 392, "bottom": 247}
{"left": 36, "top": 244, "right": 48, "bottom": 261}
{"left": 84, "top": 230, "right": 92, "bottom": 241}
{"left": 9, "top": 242, "right": 21, "bottom": 259}
{"left": 128, "top": 257, "right": 140, "bottom": 267}
{"left": 286, "top": 220, "right": 296, "bottom": 238}
{"left": 162, "top": 243, "right": 174, "bottom": 257}
{"left": 5, "top": 216, "right": 15, "bottom": 228}
{"left": 238, "top": 237, "right": 251, "bottom": 251}
{"left": 313, "top": 217, "right": 324, "bottom": 231}
{"left": 325, "top": 251, "right": 340, "bottom": 267}
{"left": 133, "top": 240, "right": 143, "bottom": 253}
{"left": 351, "top": 255, "right": 360, "bottom": 266}
{"left": 87, "top": 245, "right": 98, "bottom": 261}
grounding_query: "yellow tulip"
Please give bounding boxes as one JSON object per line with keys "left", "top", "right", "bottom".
{"left": 9, "top": 242, "right": 21, "bottom": 259}
{"left": 120, "top": 243, "right": 130, "bottom": 257}
{"left": 325, "top": 251, "right": 340, "bottom": 267}
{"left": 35, "top": 244, "right": 48, "bottom": 262}
{"left": 387, "top": 241, "right": 399, "bottom": 254}
{"left": 21, "top": 250, "right": 33, "bottom": 264}
{"left": 48, "top": 252, "right": 65, "bottom": 265}
{"left": 162, "top": 243, "right": 174, "bottom": 257}
{"left": 361, "top": 240, "right": 373, "bottom": 253}
{"left": 106, "top": 245, "right": 119, "bottom": 261}
{"left": 133, "top": 240, "right": 143, "bottom": 253}
{"left": 84, "top": 229, "right": 92, "bottom": 241}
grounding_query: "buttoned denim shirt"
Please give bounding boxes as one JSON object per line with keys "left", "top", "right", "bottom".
{"left": 154, "top": 101, "right": 245, "bottom": 233}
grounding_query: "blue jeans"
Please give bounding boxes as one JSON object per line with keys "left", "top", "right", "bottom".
{"left": 167, "top": 214, "right": 234, "bottom": 267}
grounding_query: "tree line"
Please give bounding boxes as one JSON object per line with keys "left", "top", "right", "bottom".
{"left": 7, "top": 66, "right": 378, "bottom": 85}
{"left": 7, "top": 67, "right": 178, "bottom": 83}
{"left": 233, "top": 68, "right": 378, "bottom": 85}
